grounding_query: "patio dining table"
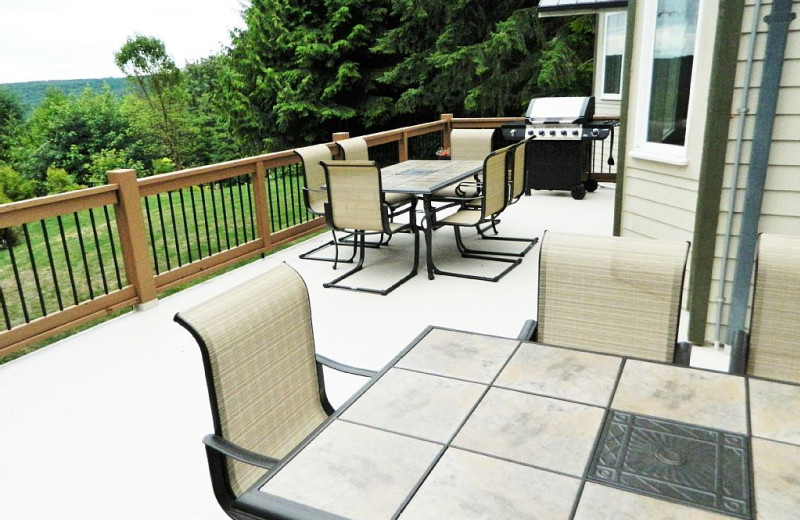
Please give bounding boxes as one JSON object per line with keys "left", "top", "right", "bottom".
{"left": 380, "top": 160, "right": 483, "bottom": 279}
{"left": 238, "top": 326, "right": 800, "bottom": 519}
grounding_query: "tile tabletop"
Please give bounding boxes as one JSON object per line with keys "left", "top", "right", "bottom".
{"left": 247, "top": 327, "right": 800, "bottom": 520}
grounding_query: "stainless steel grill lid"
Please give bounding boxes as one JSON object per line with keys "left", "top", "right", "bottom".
{"left": 525, "top": 96, "right": 595, "bottom": 124}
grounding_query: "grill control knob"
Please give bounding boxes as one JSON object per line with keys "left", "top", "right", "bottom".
{"left": 549, "top": 130, "right": 556, "bottom": 136}
{"left": 572, "top": 129, "right": 580, "bottom": 136}
{"left": 538, "top": 130, "right": 545, "bottom": 136}
{"left": 591, "top": 128, "right": 600, "bottom": 137}
{"left": 560, "top": 130, "right": 567, "bottom": 136}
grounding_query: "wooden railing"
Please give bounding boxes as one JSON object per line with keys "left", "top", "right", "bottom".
{"left": 0, "top": 114, "right": 619, "bottom": 356}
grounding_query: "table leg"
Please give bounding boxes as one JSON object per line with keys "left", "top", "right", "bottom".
{"left": 422, "top": 195, "right": 436, "bottom": 280}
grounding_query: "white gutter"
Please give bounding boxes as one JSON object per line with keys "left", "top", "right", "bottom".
{"left": 713, "top": 0, "right": 763, "bottom": 347}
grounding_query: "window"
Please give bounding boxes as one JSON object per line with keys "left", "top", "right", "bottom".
{"left": 602, "top": 12, "right": 626, "bottom": 99}
{"left": 646, "top": 0, "right": 699, "bottom": 147}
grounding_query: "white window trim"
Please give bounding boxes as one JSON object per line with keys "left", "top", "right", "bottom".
{"left": 632, "top": 0, "right": 703, "bottom": 166}
{"left": 599, "top": 11, "right": 625, "bottom": 101}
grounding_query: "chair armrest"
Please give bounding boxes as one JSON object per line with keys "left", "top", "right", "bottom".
{"left": 203, "top": 434, "right": 279, "bottom": 470}
{"left": 517, "top": 319, "right": 537, "bottom": 341}
{"left": 316, "top": 353, "right": 377, "bottom": 378}
{"left": 673, "top": 341, "right": 692, "bottom": 367}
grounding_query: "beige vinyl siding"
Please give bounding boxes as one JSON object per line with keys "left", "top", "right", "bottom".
{"left": 707, "top": 0, "right": 800, "bottom": 342}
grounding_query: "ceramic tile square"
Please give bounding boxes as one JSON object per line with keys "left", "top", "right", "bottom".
{"left": 751, "top": 438, "right": 800, "bottom": 519}
{"left": 495, "top": 342, "right": 622, "bottom": 406}
{"left": 340, "top": 368, "right": 486, "bottom": 443}
{"left": 612, "top": 360, "right": 746, "bottom": 434}
{"left": 452, "top": 387, "right": 604, "bottom": 476}
{"left": 260, "top": 421, "right": 440, "bottom": 520}
{"left": 588, "top": 411, "right": 750, "bottom": 518}
{"left": 749, "top": 378, "right": 800, "bottom": 445}
{"left": 574, "top": 483, "right": 734, "bottom": 520}
{"left": 399, "top": 448, "right": 580, "bottom": 519}
{"left": 395, "top": 328, "right": 519, "bottom": 383}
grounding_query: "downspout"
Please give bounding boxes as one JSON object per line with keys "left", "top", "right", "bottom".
{"left": 726, "top": 0, "right": 797, "bottom": 342}
{"left": 712, "top": 0, "right": 763, "bottom": 346}
{"left": 612, "top": 0, "right": 636, "bottom": 236}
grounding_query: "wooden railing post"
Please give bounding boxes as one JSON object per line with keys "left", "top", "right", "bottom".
{"left": 441, "top": 113, "right": 454, "bottom": 150}
{"left": 332, "top": 132, "right": 349, "bottom": 159}
{"left": 108, "top": 169, "right": 157, "bottom": 309}
{"left": 399, "top": 129, "right": 409, "bottom": 162}
{"left": 253, "top": 161, "right": 272, "bottom": 249}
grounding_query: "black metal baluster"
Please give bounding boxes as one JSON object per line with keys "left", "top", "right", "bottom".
{"left": 280, "top": 168, "right": 289, "bottom": 230}
{"left": 0, "top": 284, "right": 11, "bottom": 330}
{"left": 190, "top": 186, "right": 203, "bottom": 260}
{"left": 22, "top": 224, "right": 47, "bottom": 316}
{"left": 40, "top": 219, "right": 64, "bottom": 311}
{"left": 237, "top": 176, "right": 249, "bottom": 243}
{"left": 7, "top": 241, "right": 30, "bottom": 323}
{"left": 74, "top": 212, "right": 95, "bottom": 300}
{"left": 103, "top": 206, "right": 123, "bottom": 290}
{"left": 167, "top": 191, "right": 183, "bottom": 267}
{"left": 57, "top": 215, "right": 79, "bottom": 306}
{"left": 245, "top": 174, "right": 255, "bottom": 240}
{"left": 156, "top": 193, "right": 171, "bottom": 271}
{"left": 200, "top": 184, "right": 214, "bottom": 257}
{"left": 144, "top": 197, "right": 160, "bottom": 274}
{"left": 89, "top": 208, "right": 109, "bottom": 294}
{"left": 178, "top": 188, "right": 194, "bottom": 262}
{"left": 209, "top": 182, "right": 223, "bottom": 253}
{"left": 228, "top": 178, "right": 240, "bottom": 246}
{"left": 266, "top": 170, "right": 278, "bottom": 231}
{"left": 219, "top": 181, "right": 231, "bottom": 249}
{"left": 287, "top": 165, "right": 298, "bottom": 227}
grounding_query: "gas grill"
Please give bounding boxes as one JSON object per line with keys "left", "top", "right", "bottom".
{"left": 501, "top": 96, "right": 616, "bottom": 199}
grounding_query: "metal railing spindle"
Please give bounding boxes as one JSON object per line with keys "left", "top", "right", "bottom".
{"left": 89, "top": 208, "right": 109, "bottom": 294}
{"left": 22, "top": 224, "right": 47, "bottom": 316}
{"left": 57, "top": 215, "right": 79, "bottom": 306}
{"left": 73, "top": 212, "right": 95, "bottom": 300}
{"left": 40, "top": 220, "right": 64, "bottom": 311}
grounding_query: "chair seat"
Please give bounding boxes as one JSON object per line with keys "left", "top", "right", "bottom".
{"left": 432, "top": 182, "right": 481, "bottom": 199}
{"left": 385, "top": 192, "right": 415, "bottom": 206}
{"left": 439, "top": 207, "right": 483, "bottom": 226}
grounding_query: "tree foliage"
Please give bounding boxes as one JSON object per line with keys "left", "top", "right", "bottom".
{"left": 222, "top": 0, "right": 398, "bottom": 152}
{"left": 376, "top": 1, "right": 595, "bottom": 118}
{"left": 0, "top": 87, "right": 25, "bottom": 162}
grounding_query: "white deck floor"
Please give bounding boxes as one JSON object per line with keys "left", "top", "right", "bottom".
{"left": 0, "top": 184, "right": 729, "bottom": 520}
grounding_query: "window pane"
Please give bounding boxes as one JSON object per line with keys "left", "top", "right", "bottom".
{"left": 647, "top": 0, "right": 699, "bottom": 146}
{"left": 603, "top": 13, "right": 626, "bottom": 95}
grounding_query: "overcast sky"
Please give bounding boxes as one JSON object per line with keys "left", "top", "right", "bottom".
{"left": 0, "top": 0, "right": 247, "bottom": 84}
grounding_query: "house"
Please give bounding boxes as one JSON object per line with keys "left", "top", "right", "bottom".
{"left": 540, "top": 0, "right": 799, "bottom": 350}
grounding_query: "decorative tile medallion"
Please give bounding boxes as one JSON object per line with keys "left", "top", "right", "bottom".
{"left": 588, "top": 411, "right": 751, "bottom": 519}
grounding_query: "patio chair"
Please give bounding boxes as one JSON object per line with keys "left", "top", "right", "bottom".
{"left": 320, "top": 159, "right": 419, "bottom": 295}
{"left": 294, "top": 143, "right": 357, "bottom": 264}
{"left": 729, "top": 233, "right": 800, "bottom": 383}
{"left": 335, "top": 136, "right": 369, "bottom": 160}
{"left": 518, "top": 231, "right": 692, "bottom": 364}
{"left": 472, "top": 139, "right": 538, "bottom": 256}
{"left": 174, "top": 263, "right": 376, "bottom": 520}
{"left": 427, "top": 146, "right": 528, "bottom": 282}
{"left": 431, "top": 128, "right": 497, "bottom": 199}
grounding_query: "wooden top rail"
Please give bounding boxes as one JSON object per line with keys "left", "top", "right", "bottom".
{"left": 0, "top": 185, "right": 118, "bottom": 229}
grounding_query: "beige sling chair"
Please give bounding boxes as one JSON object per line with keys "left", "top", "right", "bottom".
{"left": 431, "top": 128, "right": 497, "bottom": 199}
{"left": 519, "top": 231, "right": 692, "bottom": 364}
{"left": 320, "top": 160, "right": 419, "bottom": 295}
{"left": 174, "top": 263, "right": 375, "bottom": 520}
{"left": 729, "top": 233, "right": 800, "bottom": 383}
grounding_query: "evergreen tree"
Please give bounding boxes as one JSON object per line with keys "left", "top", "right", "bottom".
{"left": 376, "top": 1, "right": 595, "bottom": 118}
{"left": 222, "top": 0, "right": 397, "bottom": 152}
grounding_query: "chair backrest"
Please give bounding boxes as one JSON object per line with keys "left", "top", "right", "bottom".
{"left": 747, "top": 233, "right": 800, "bottom": 383}
{"left": 175, "top": 263, "right": 329, "bottom": 497}
{"left": 295, "top": 144, "right": 333, "bottom": 215}
{"left": 509, "top": 139, "right": 529, "bottom": 202}
{"left": 482, "top": 145, "right": 513, "bottom": 217}
{"left": 321, "top": 160, "right": 386, "bottom": 233}
{"left": 336, "top": 137, "right": 369, "bottom": 160}
{"left": 537, "top": 231, "right": 690, "bottom": 362}
{"left": 450, "top": 129, "right": 496, "bottom": 160}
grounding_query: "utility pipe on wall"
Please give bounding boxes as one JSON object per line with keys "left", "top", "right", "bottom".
{"left": 726, "top": 0, "right": 797, "bottom": 342}
{"left": 713, "top": 0, "right": 763, "bottom": 346}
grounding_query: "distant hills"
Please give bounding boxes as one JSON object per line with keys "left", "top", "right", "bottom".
{"left": 0, "top": 77, "right": 131, "bottom": 116}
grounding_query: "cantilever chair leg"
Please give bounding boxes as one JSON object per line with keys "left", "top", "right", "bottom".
{"left": 457, "top": 225, "right": 538, "bottom": 258}
{"left": 299, "top": 229, "right": 358, "bottom": 264}
{"left": 323, "top": 227, "right": 418, "bottom": 295}
{"left": 430, "top": 227, "right": 521, "bottom": 282}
